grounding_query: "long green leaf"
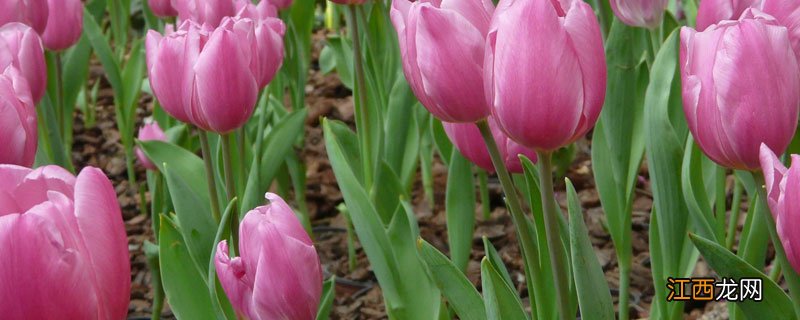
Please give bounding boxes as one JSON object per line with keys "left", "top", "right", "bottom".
{"left": 481, "top": 258, "right": 528, "bottom": 320}
{"left": 316, "top": 277, "right": 336, "bottom": 320}
{"left": 419, "top": 240, "right": 487, "bottom": 320}
{"left": 446, "top": 150, "right": 476, "bottom": 272}
{"left": 83, "top": 8, "right": 124, "bottom": 102}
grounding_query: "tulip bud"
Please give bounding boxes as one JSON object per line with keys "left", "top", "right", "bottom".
{"left": 609, "top": 0, "right": 669, "bottom": 28}
{"left": 174, "top": 0, "right": 237, "bottom": 27}
{"left": 759, "top": 144, "right": 800, "bottom": 273}
{"left": 0, "top": 165, "right": 131, "bottom": 319}
{"left": 486, "top": 0, "right": 606, "bottom": 151}
{"left": 136, "top": 121, "right": 168, "bottom": 170}
{"left": 0, "top": 66, "right": 37, "bottom": 167}
{"left": 696, "top": 0, "right": 758, "bottom": 31}
{"left": 41, "top": 0, "right": 83, "bottom": 51}
{"left": 216, "top": 193, "right": 323, "bottom": 320}
{"left": 146, "top": 17, "right": 268, "bottom": 133}
{"left": 391, "top": 0, "right": 495, "bottom": 123}
{"left": 443, "top": 117, "right": 537, "bottom": 174}
{"left": 0, "top": 0, "right": 49, "bottom": 34}
{"left": 0, "top": 23, "right": 47, "bottom": 103}
{"left": 681, "top": 10, "right": 800, "bottom": 170}
{"left": 149, "top": 0, "right": 178, "bottom": 17}
{"left": 236, "top": 0, "right": 287, "bottom": 88}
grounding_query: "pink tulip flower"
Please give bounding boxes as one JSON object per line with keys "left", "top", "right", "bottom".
{"left": 0, "top": 23, "right": 47, "bottom": 104}
{"left": 0, "top": 165, "right": 130, "bottom": 319}
{"left": 443, "top": 117, "right": 537, "bottom": 174}
{"left": 216, "top": 193, "right": 322, "bottom": 320}
{"left": 174, "top": 0, "right": 237, "bottom": 26}
{"left": 147, "top": 16, "right": 282, "bottom": 133}
{"left": 236, "top": 0, "right": 287, "bottom": 88}
{"left": 681, "top": 10, "right": 800, "bottom": 170}
{"left": 136, "top": 121, "right": 168, "bottom": 170}
{"left": 391, "top": 0, "right": 495, "bottom": 123}
{"left": 0, "top": 0, "right": 49, "bottom": 34}
{"left": 761, "top": 0, "right": 800, "bottom": 63}
{"left": 149, "top": 0, "right": 178, "bottom": 17}
{"left": 0, "top": 66, "right": 37, "bottom": 167}
{"left": 486, "top": 0, "right": 606, "bottom": 152}
{"left": 696, "top": 0, "right": 758, "bottom": 31}
{"left": 610, "top": 0, "right": 669, "bottom": 28}
{"left": 41, "top": 0, "right": 83, "bottom": 51}
{"left": 759, "top": 144, "right": 800, "bottom": 273}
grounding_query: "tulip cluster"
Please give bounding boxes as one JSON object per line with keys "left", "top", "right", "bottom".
{"left": 0, "top": 0, "right": 83, "bottom": 51}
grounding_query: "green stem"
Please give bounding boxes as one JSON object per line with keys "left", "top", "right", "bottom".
{"left": 237, "top": 128, "right": 246, "bottom": 193}
{"left": 619, "top": 257, "right": 631, "bottom": 320}
{"left": 755, "top": 173, "right": 800, "bottom": 318}
{"left": 55, "top": 52, "right": 65, "bottom": 137}
{"left": 715, "top": 166, "right": 727, "bottom": 243}
{"left": 726, "top": 178, "right": 743, "bottom": 250}
{"left": 221, "top": 133, "right": 239, "bottom": 250}
{"left": 536, "top": 151, "right": 572, "bottom": 320}
{"left": 348, "top": 4, "right": 373, "bottom": 189}
{"left": 478, "top": 169, "right": 491, "bottom": 220}
{"left": 198, "top": 130, "right": 222, "bottom": 223}
{"left": 475, "top": 120, "right": 549, "bottom": 316}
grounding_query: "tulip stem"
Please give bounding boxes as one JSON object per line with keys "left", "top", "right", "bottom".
{"left": 714, "top": 166, "right": 727, "bottom": 243}
{"left": 536, "top": 151, "right": 572, "bottom": 320}
{"left": 221, "top": 133, "right": 240, "bottom": 251}
{"left": 348, "top": 4, "right": 373, "bottom": 189}
{"left": 55, "top": 52, "right": 65, "bottom": 140}
{"left": 755, "top": 173, "right": 800, "bottom": 318}
{"left": 475, "top": 120, "right": 547, "bottom": 316}
{"left": 198, "top": 130, "right": 222, "bottom": 223}
{"left": 726, "top": 177, "right": 744, "bottom": 250}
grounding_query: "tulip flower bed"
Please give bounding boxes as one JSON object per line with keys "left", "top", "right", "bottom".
{"left": 5, "top": 0, "right": 800, "bottom": 319}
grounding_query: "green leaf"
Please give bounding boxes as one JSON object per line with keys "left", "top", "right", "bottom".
{"left": 481, "top": 258, "right": 528, "bottom": 320}
{"left": 158, "top": 215, "right": 217, "bottom": 320}
{"left": 324, "top": 36, "right": 354, "bottom": 89}
{"left": 690, "top": 234, "right": 795, "bottom": 319}
{"left": 316, "top": 277, "right": 336, "bottom": 320}
{"left": 83, "top": 8, "right": 123, "bottom": 102}
{"left": 139, "top": 140, "right": 217, "bottom": 275}
{"left": 680, "top": 138, "right": 718, "bottom": 242}
{"left": 418, "top": 240, "right": 487, "bottom": 320}
{"left": 122, "top": 39, "right": 145, "bottom": 124}
{"left": 207, "top": 198, "right": 239, "bottom": 320}
{"left": 431, "top": 118, "right": 453, "bottom": 166}
{"left": 482, "top": 237, "right": 514, "bottom": 289}
{"left": 445, "top": 149, "right": 476, "bottom": 272}
{"left": 383, "top": 77, "right": 417, "bottom": 177}
{"left": 373, "top": 162, "right": 405, "bottom": 225}
{"left": 566, "top": 179, "right": 615, "bottom": 320}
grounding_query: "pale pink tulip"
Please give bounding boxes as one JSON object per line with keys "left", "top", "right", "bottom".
{"left": 391, "top": 0, "right": 495, "bottom": 123}
{"left": 136, "top": 121, "right": 168, "bottom": 170}
{"left": 681, "top": 10, "right": 800, "bottom": 170}
{"left": 0, "top": 66, "right": 37, "bottom": 167}
{"left": 443, "top": 117, "right": 537, "bottom": 173}
{"left": 174, "top": 0, "right": 237, "bottom": 26}
{"left": 759, "top": 145, "right": 800, "bottom": 273}
{"left": 149, "top": 0, "right": 178, "bottom": 17}
{"left": 0, "top": 165, "right": 130, "bottom": 319}
{"left": 41, "top": 0, "right": 83, "bottom": 51}
{"left": 216, "top": 193, "right": 322, "bottom": 320}
{"left": 486, "top": 0, "right": 606, "bottom": 151}
{"left": 0, "top": 0, "right": 49, "bottom": 33}
{"left": 0, "top": 23, "right": 46, "bottom": 104}
{"left": 610, "top": 0, "right": 669, "bottom": 28}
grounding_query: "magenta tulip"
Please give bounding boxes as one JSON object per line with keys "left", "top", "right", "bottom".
{"left": 0, "top": 165, "right": 130, "bottom": 319}
{"left": 147, "top": 17, "right": 272, "bottom": 133}
{"left": 443, "top": 117, "right": 537, "bottom": 174}
{"left": 41, "top": 0, "right": 83, "bottom": 51}
{"left": 391, "top": 0, "right": 495, "bottom": 123}
{"left": 136, "top": 121, "right": 167, "bottom": 170}
{"left": 696, "top": 0, "right": 757, "bottom": 31}
{"left": 174, "top": 0, "right": 237, "bottom": 26}
{"left": 486, "top": 0, "right": 606, "bottom": 151}
{"left": 609, "top": 0, "right": 669, "bottom": 28}
{"left": 760, "top": 144, "right": 800, "bottom": 273}
{"left": 0, "top": 67, "right": 37, "bottom": 167}
{"left": 149, "top": 0, "right": 178, "bottom": 17}
{"left": 216, "top": 193, "right": 322, "bottom": 320}
{"left": 681, "top": 11, "right": 800, "bottom": 170}
{"left": 0, "top": 0, "right": 49, "bottom": 34}
{"left": 0, "top": 23, "right": 47, "bottom": 104}
{"left": 236, "top": 0, "right": 286, "bottom": 88}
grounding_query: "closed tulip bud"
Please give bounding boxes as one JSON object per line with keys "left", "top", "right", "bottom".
{"left": 175, "top": 0, "right": 237, "bottom": 27}
{"left": 135, "top": 121, "right": 167, "bottom": 170}
{"left": 681, "top": 10, "right": 800, "bottom": 170}
{"left": 236, "top": 0, "right": 286, "bottom": 88}
{"left": 146, "top": 18, "right": 264, "bottom": 133}
{"left": 0, "top": 0, "right": 49, "bottom": 34}
{"left": 216, "top": 193, "right": 323, "bottom": 320}
{"left": 609, "top": 0, "right": 669, "bottom": 28}
{"left": 0, "top": 165, "right": 131, "bottom": 319}
{"left": 0, "top": 23, "right": 47, "bottom": 104}
{"left": 41, "top": 0, "right": 83, "bottom": 51}
{"left": 149, "top": 0, "right": 178, "bottom": 17}
{"left": 487, "top": 0, "right": 606, "bottom": 151}
{"left": 696, "top": 0, "right": 757, "bottom": 31}
{"left": 0, "top": 66, "right": 37, "bottom": 167}
{"left": 443, "top": 117, "right": 537, "bottom": 174}
{"left": 759, "top": 144, "right": 800, "bottom": 273}
{"left": 391, "top": 0, "right": 495, "bottom": 123}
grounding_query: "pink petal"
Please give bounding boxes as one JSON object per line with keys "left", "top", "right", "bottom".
{"left": 41, "top": 0, "right": 83, "bottom": 51}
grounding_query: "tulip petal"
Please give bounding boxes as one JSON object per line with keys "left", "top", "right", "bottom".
{"left": 215, "top": 241, "right": 257, "bottom": 319}
{"left": 439, "top": 0, "right": 494, "bottom": 32}
{"left": 760, "top": 144, "right": 787, "bottom": 217}
{"left": 779, "top": 155, "right": 800, "bottom": 272}
{"left": 73, "top": 167, "right": 131, "bottom": 320}
{"left": 41, "top": 0, "right": 83, "bottom": 51}
{"left": 147, "top": 29, "right": 194, "bottom": 123}
{"left": 12, "top": 165, "right": 75, "bottom": 213}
